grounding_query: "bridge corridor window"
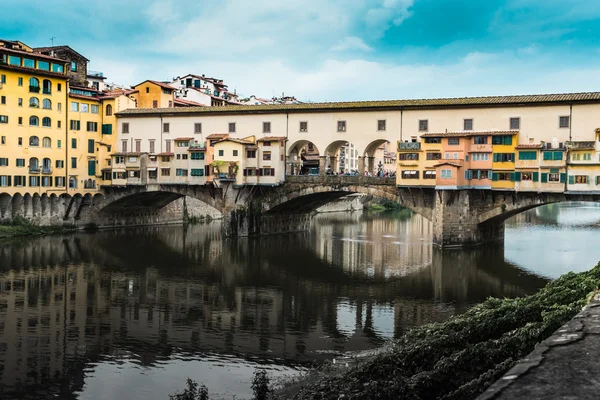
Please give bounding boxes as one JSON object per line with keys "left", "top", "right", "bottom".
{"left": 510, "top": 117, "right": 520, "bottom": 130}
{"left": 337, "top": 120, "right": 346, "bottom": 132}
{"left": 440, "top": 169, "right": 452, "bottom": 179}
{"left": 559, "top": 116, "right": 570, "bottom": 128}
{"left": 401, "top": 170, "right": 420, "bottom": 179}
{"left": 398, "top": 153, "right": 419, "bottom": 160}
{"left": 419, "top": 120, "right": 429, "bottom": 132}
{"left": 463, "top": 119, "right": 473, "bottom": 131}
{"left": 447, "top": 138, "right": 460, "bottom": 145}
{"left": 423, "top": 170, "right": 436, "bottom": 179}
{"left": 299, "top": 121, "right": 308, "bottom": 132}
{"left": 377, "top": 120, "right": 386, "bottom": 131}
{"left": 228, "top": 122, "right": 236, "bottom": 133}
{"left": 263, "top": 122, "right": 271, "bottom": 133}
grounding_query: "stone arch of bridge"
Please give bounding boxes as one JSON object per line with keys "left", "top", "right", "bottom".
{"left": 286, "top": 139, "right": 321, "bottom": 175}
{"left": 324, "top": 140, "right": 360, "bottom": 174}
{"left": 260, "top": 183, "right": 434, "bottom": 220}
{"left": 474, "top": 191, "right": 568, "bottom": 225}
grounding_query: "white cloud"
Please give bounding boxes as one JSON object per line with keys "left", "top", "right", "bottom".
{"left": 330, "top": 37, "right": 373, "bottom": 52}
{"left": 365, "top": 0, "right": 414, "bottom": 38}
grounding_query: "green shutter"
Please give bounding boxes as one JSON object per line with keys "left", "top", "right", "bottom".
{"left": 553, "top": 151, "right": 563, "bottom": 161}
{"left": 533, "top": 172, "right": 539, "bottom": 182}
{"left": 510, "top": 172, "right": 515, "bottom": 181}
{"left": 492, "top": 172, "right": 499, "bottom": 181}
{"left": 504, "top": 136, "right": 512, "bottom": 145}
{"left": 102, "top": 124, "right": 112, "bottom": 134}
{"left": 514, "top": 172, "right": 521, "bottom": 181}
{"left": 541, "top": 173, "right": 548, "bottom": 183}
{"left": 568, "top": 175, "right": 574, "bottom": 185}
{"left": 88, "top": 160, "right": 96, "bottom": 176}
{"left": 511, "top": 153, "right": 515, "bottom": 162}
{"left": 560, "top": 173, "right": 566, "bottom": 183}
{"left": 88, "top": 139, "right": 94, "bottom": 154}
{"left": 464, "top": 171, "right": 469, "bottom": 180}
{"left": 493, "top": 153, "right": 498, "bottom": 162}
{"left": 543, "top": 152, "right": 552, "bottom": 160}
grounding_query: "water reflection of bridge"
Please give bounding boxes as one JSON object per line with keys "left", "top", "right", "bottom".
{"left": 0, "top": 220, "right": 547, "bottom": 397}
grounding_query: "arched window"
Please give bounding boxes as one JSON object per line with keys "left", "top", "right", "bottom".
{"left": 29, "top": 97, "right": 39, "bottom": 108}
{"left": 29, "top": 136, "right": 39, "bottom": 146}
{"left": 29, "top": 157, "right": 39, "bottom": 170}
{"left": 42, "top": 79, "right": 51, "bottom": 95}
{"left": 42, "top": 158, "right": 51, "bottom": 171}
{"left": 42, "top": 99, "right": 51, "bottom": 109}
{"left": 29, "top": 116, "right": 39, "bottom": 127}
{"left": 42, "top": 117, "right": 51, "bottom": 127}
{"left": 29, "top": 77, "right": 39, "bottom": 93}
{"left": 42, "top": 137, "right": 51, "bottom": 148}
{"left": 106, "top": 104, "right": 113, "bottom": 116}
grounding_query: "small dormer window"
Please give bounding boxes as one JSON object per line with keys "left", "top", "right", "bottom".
{"left": 71, "top": 61, "right": 77, "bottom": 72}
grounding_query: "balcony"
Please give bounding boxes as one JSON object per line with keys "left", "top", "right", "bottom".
{"left": 42, "top": 88, "right": 51, "bottom": 95}
{"left": 42, "top": 167, "right": 53, "bottom": 174}
{"left": 88, "top": 70, "right": 104, "bottom": 78}
{"left": 29, "top": 85, "right": 40, "bottom": 93}
{"left": 29, "top": 166, "right": 40, "bottom": 173}
{"left": 398, "top": 142, "right": 421, "bottom": 151}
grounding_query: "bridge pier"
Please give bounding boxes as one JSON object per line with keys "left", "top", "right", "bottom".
{"left": 222, "top": 206, "right": 311, "bottom": 237}
{"left": 432, "top": 190, "right": 505, "bottom": 248}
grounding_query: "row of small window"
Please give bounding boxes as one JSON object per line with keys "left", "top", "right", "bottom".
{"left": 1, "top": 136, "right": 60, "bottom": 148}
{"left": 0, "top": 157, "right": 77, "bottom": 169}
{"left": 0, "top": 75, "right": 59, "bottom": 94}
{"left": 70, "top": 102, "right": 101, "bottom": 114}
{"left": 0, "top": 96, "right": 57, "bottom": 110}
{"left": 243, "top": 168, "right": 276, "bottom": 176}
{"left": 0, "top": 115, "right": 60, "bottom": 128}
{"left": 1, "top": 55, "right": 67, "bottom": 73}
{"left": 571, "top": 153, "right": 600, "bottom": 161}
{"left": 0, "top": 176, "right": 67, "bottom": 187}
{"left": 216, "top": 149, "right": 275, "bottom": 160}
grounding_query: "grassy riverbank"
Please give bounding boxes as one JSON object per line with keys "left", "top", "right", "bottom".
{"left": 279, "top": 262, "right": 600, "bottom": 399}
{"left": 365, "top": 198, "right": 405, "bottom": 211}
{"left": 0, "top": 217, "right": 75, "bottom": 238}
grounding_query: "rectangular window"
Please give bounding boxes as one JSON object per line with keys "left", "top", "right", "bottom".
{"left": 0, "top": 115, "right": 8, "bottom": 124}
{"left": 464, "top": 119, "right": 473, "bottom": 131}
{"left": 419, "top": 120, "right": 428, "bottom": 132}
{"left": 176, "top": 169, "right": 188, "bottom": 177}
{"left": 51, "top": 63, "right": 64, "bottom": 73}
{"left": 14, "top": 176, "right": 25, "bottom": 186}
{"left": 55, "top": 160, "right": 64, "bottom": 168}
{"left": 54, "top": 176, "right": 65, "bottom": 187}
{"left": 71, "top": 61, "right": 77, "bottom": 72}
{"left": 161, "top": 168, "right": 171, "bottom": 176}
{"left": 441, "top": 169, "right": 452, "bottom": 179}
{"left": 233, "top": 150, "right": 238, "bottom": 156}
{"left": 29, "top": 176, "right": 39, "bottom": 187}
{"left": 71, "top": 157, "right": 77, "bottom": 168}
{"left": 163, "top": 122, "right": 170, "bottom": 133}
{"left": 91, "top": 105, "right": 99, "bottom": 114}
{"left": 0, "top": 158, "right": 8, "bottom": 166}
{"left": 218, "top": 150, "right": 224, "bottom": 157}
{"left": 16, "top": 158, "right": 25, "bottom": 167}
{"left": 398, "top": 153, "right": 419, "bottom": 160}
{"left": 57, "top": 83, "right": 62, "bottom": 92}
{"left": 101, "top": 124, "right": 112, "bottom": 134}
{"left": 0, "top": 136, "right": 4, "bottom": 145}
{"left": 510, "top": 117, "right": 520, "bottom": 130}
{"left": 194, "top": 123, "right": 202, "bottom": 134}
{"left": 88, "top": 160, "right": 96, "bottom": 176}
{"left": 70, "top": 120, "right": 80, "bottom": 130}
{"left": 191, "top": 169, "right": 204, "bottom": 176}
{"left": 122, "top": 123, "right": 129, "bottom": 133}
{"left": 247, "top": 150, "right": 256, "bottom": 158}
{"left": 423, "top": 170, "right": 436, "bottom": 179}
{"left": 553, "top": 151, "right": 563, "bottom": 161}
{"left": 22, "top": 58, "right": 35, "bottom": 68}
{"left": 88, "top": 139, "right": 95, "bottom": 153}
{"left": 493, "top": 153, "right": 515, "bottom": 162}
{"left": 71, "top": 138, "right": 77, "bottom": 149}
{"left": 58, "top": 121, "right": 62, "bottom": 129}
{"left": 122, "top": 140, "right": 128, "bottom": 152}
{"left": 165, "top": 140, "right": 171, "bottom": 152}
{"left": 263, "top": 152, "right": 271, "bottom": 161}
{"left": 229, "top": 122, "right": 236, "bottom": 133}
{"left": 377, "top": 120, "right": 386, "bottom": 131}
{"left": 471, "top": 153, "right": 490, "bottom": 161}
{"left": 0, "top": 176, "right": 10, "bottom": 187}
{"left": 1, "top": 96, "right": 5, "bottom": 105}
{"left": 492, "top": 135, "right": 513, "bottom": 145}
{"left": 81, "top": 103, "right": 89, "bottom": 113}
{"left": 71, "top": 102, "right": 79, "bottom": 112}
{"left": 0, "top": 75, "right": 5, "bottom": 84}
{"left": 300, "top": 121, "right": 308, "bottom": 132}
{"left": 190, "top": 152, "right": 204, "bottom": 160}
{"left": 86, "top": 122, "right": 98, "bottom": 132}
{"left": 152, "top": 100, "right": 158, "bottom": 108}
{"left": 263, "top": 122, "right": 271, "bottom": 133}
{"left": 337, "top": 120, "right": 346, "bottom": 132}
{"left": 18, "top": 77, "right": 23, "bottom": 86}
{"left": 473, "top": 136, "right": 487, "bottom": 144}
{"left": 559, "top": 116, "right": 570, "bottom": 128}
{"left": 584, "top": 153, "right": 592, "bottom": 161}
{"left": 8, "top": 56, "right": 21, "bottom": 66}
{"left": 149, "top": 140, "right": 155, "bottom": 153}
{"left": 518, "top": 151, "right": 537, "bottom": 160}
{"left": 447, "top": 138, "right": 460, "bottom": 145}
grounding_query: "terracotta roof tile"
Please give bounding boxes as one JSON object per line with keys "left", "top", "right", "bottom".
{"left": 515, "top": 144, "right": 543, "bottom": 149}
{"left": 174, "top": 98, "right": 205, "bottom": 106}
{"left": 116, "top": 92, "right": 600, "bottom": 117}
{"left": 257, "top": 136, "right": 287, "bottom": 142}
{"left": 206, "top": 133, "right": 229, "bottom": 139}
{"left": 133, "top": 80, "right": 175, "bottom": 91}
{"left": 174, "top": 137, "right": 194, "bottom": 141}
{"left": 112, "top": 152, "right": 145, "bottom": 156}
{"left": 158, "top": 152, "right": 174, "bottom": 156}
{"left": 434, "top": 161, "right": 463, "bottom": 168}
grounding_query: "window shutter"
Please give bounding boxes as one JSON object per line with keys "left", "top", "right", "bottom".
{"left": 541, "top": 173, "right": 548, "bottom": 183}
{"left": 510, "top": 172, "right": 515, "bottom": 182}
{"left": 554, "top": 151, "right": 563, "bottom": 161}
{"left": 504, "top": 136, "right": 512, "bottom": 145}
{"left": 243, "top": 169, "right": 247, "bottom": 176}
{"left": 568, "top": 175, "right": 574, "bottom": 185}
{"left": 514, "top": 172, "right": 521, "bottom": 181}
{"left": 464, "top": 171, "right": 469, "bottom": 180}
{"left": 510, "top": 153, "right": 515, "bottom": 162}
{"left": 88, "top": 160, "right": 96, "bottom": 176}
{"left": 533, "top": 172, "right": 539, "bottom": 182}
{"left": 271, "top": 168, "right": 275, "bottom": 176}
{"left": 477, "top": 170, "right": 481, "bottom": 179}
{"left": 492, "top": 172, "right": 499, "bottom": 181}
{"left": 560, "top": 173, "right": 566, "bottom": 183}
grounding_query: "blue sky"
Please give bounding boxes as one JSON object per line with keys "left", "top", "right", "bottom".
{"left": 4, "top": 0, "right": 600, "bottom": 101}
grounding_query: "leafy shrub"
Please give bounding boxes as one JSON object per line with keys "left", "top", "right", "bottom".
{"left": 169, "top": 378, "right": 208, "bottom": 400}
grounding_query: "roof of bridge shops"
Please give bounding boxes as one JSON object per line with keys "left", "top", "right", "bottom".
{"left": 115, "top": 91, "right": 600, "bottom": 117}
{"left": 419, "top": 130, "right": 518, "bottom": 138}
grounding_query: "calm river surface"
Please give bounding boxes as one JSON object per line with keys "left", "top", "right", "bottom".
{"left": 1, "top": 203, "right": 600, "bottom": 399}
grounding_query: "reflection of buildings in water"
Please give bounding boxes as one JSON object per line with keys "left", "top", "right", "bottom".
{"left": 311, "top": 212, "right": 433, "bottom": 279}
{"left": 0, "top": 221, "right": 549, "bottom": 396}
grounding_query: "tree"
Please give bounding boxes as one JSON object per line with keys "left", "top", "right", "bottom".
{"left": 169, "top": 378, "right": 209, "bottom": 400}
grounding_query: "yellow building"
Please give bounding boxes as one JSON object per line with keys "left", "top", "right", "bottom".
{"left": 566, "top": 136, "right": 600, "bottom": 193}
{"left": 395, "top": 139, "right": 441, "bottom": 187}
{"left": 0, "top": 40, "right": 69, "bottom": 195}
{"left": 491, "top": 132, "right": 518, "bottom": 189}
{"left": 132, "top": 80, "right": 175, "bottom": 109}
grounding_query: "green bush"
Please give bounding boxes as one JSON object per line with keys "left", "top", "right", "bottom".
{"left": 169, "top": 378, "right": 208, "bottom": 400}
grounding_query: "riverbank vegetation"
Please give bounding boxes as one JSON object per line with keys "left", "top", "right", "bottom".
{"left": 285, "top": 262, "right": 600, "bottom": 399}
{"left": 0, "top": 216, "right": 75, "bottom": 238}
{"left": 365, "top": 198, "right": 404, "bottom": 211}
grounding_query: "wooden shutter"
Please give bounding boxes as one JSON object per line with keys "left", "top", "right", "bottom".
{"left": 271, "top": 168, "right": 275, "bottom": 176}
{"left": 541, "top": 173, "right": 548, "bottom": 183}
{"left": 514, "top": 172, "right": 521, "bottom": 181}
{"left": 492, "top": 172, "right": 499, "bottom": 181}
{"left": 560, "top": 173, "right": 566, "bottom": 183}
{"left": 532, "top": 172, "right": 539, "bottom": 182}
{"left": 568, "top": 175, "right": 574, "bottom": 185}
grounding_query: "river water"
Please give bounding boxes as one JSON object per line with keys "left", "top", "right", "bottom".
{"left": 1, "top": 202, "right": 600, "bottom": 399}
